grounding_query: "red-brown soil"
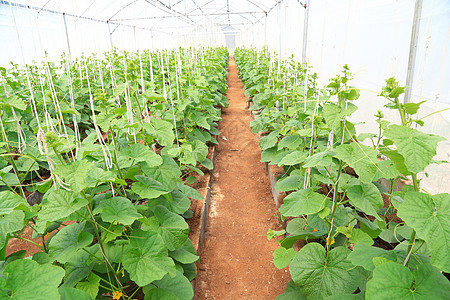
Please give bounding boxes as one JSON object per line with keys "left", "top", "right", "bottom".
{"left": 195, "top": 59, "right": 290, "bottom": 299}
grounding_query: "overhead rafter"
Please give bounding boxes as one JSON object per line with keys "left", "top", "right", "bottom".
{"left": 111, "top": 11, "right": 265, "bottom": 22}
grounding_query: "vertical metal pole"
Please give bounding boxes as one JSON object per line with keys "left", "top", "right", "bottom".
{"left": 62, "top": 13, "right": 72, "bottom": 59}
{"left": 264, "top": 12, "right": 268, "bottom": 47}
{"left": 133, "top": 26, "right": 137, "bottom": 51}
{"left": 278, "top": 1, "right": 282, "bottom": 59}
{"left": 107, "top": 21, "right": 114, "bottom": 50}
{"left": 404, "top": 0, "right": 423, "bottom": 104}
{"left": 302, "top": 0, "right": 309, "bottom": 64}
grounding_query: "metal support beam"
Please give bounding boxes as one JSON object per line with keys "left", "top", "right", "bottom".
{"left": 62, "top": 12, "right": 72, "bottom": 59}
{"left": 302, "top": 0, "right": 309, "bottom": 64}
{"left": 404, "top": 0, "right": 423, "bottom": 104}
{"left": 107, "top": 20, "right": 114, "bottom": 49}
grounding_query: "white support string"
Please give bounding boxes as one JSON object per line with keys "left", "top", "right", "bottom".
{"left": 84, "top": 60, "right": 114, "bottom": 170}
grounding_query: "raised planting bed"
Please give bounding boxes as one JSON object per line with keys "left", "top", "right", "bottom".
{"left": 0, "top": 47, "right": 230, "bottom": 300}
{"left": 236, "top": 47, "right": 450, "bottom": 299}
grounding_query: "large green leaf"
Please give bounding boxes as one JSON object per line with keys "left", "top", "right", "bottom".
{"left": 120, "top": 143, "right": 162, "bottom": 166}
{"left": 334, "top": 143, "right": 378, "bottom": 183}
{"left": 346, "top": 182, "right": 383, "bottom": 220}
{"left": 366, "top": 262, "right": 450, "bottom": 299}
{"left": 275, "top": 175, "right": 303, "bottom": 192}
{"left": 0, "top": 210, "right": 25, "bottom": 249}
{"left": 154, "top": 206, "right": 189, "bottom": 251}
{"left": 0, "top": 191, "right": 28, "bottom": 215}
{"left": 76, "top": 273, "right": 100, "bottom": 299}
{"left": 93, "top": 196, "right": 141, "bottom": 225}
{"left": 384, "top": 125, "right": 444, "bottom": 173}
{"left": 145, "top": 119, "right": 175, "bottom": 147}
{"left": 143, "top": 270, "right": 193, "bottom": 300}
{"left": 323, "top": 103, "right": 357, "bottom": 130}
{"left": 169, "top": 239, "right": 199, "bottom": 264}
{"left": 280, "top": 189, "right": 327, "bottom": 217}
{"left": 142, "top": 155, "right": 181, "bottom": 191}
{"left": 397, "top": 192, "right": 450, "bottom": 272}
{"left": 37, "top": 189, "right": 87, "bottom": 230}
{"left": 53, "top": 160, "right": 94, "bottom": 193}
{"left": 48, "top": 222, "right": 93, "bottom": 263}
{"left": 290, "top": 243, "right": 358, "bottom": 299}
{"left": 0, "top": 259, "right": 64, "bottom": 300}
{"left": 61, "top": 249, "right": 95, "bottom": 288}
{"left": 132, "top": 175, "right": 171, "bottom": 199}
{"left": 278, "top": 150, "right": 308, "bottom": 166}
{"left": 259, "top": 131, "right": 278, "bottom": 150}
{"left": 348, "top": 243, "right": 397, "bottom": 271}
{"left": 123, "top": 229, "right": 175, "bottom": 286}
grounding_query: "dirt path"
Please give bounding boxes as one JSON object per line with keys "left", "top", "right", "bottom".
{"left": 195, "top": 59, "right": 290, "bottom": 299}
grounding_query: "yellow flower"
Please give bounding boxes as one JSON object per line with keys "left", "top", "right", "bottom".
{"left": 44, "top": 233, "right": 50, "bottom": 239}
{"left": 112, "top": 290, "right": 123, "bottom": 300}
{"left": 122, "top": 226, "right": 127, "bottom": 232}
{"left": 311, "top": 228, "right": 318, "bottom": 232}
{"left": 122, "top": 269, "right": 125, "bottom": 277}
{"left": 328, "top": 237, "right": 335, "bottom": 246}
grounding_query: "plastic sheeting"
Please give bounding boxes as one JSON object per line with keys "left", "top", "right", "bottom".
{"left": 239, "top": 0, "right": 450, "bottom": 193}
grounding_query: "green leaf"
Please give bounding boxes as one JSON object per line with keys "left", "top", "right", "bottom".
{"left": 280, "top": 189, "right": 327, "bottom": 217}
{"left": 347, "top": 183, "right": 383, "bottom": 220}
{"left": 303, "top": 151, "right": 332, "bottom": 168}
{"left": 366, "top": 262, "right": 450, "bottom": 299}
{"left": 334, "top": 143, "right": 378, "bottom": 183}
{"left": 259, "top": 131, "right": 278, "bottom": 151}
{"left": 348, "top": 243, "right": 397, "bottom": 272}
{"left": 59, "top": 287, "right": 92, "bottom": 300}
{"left": 37, "top": 189, "right": 87, "bottom": 228}
{"left": 275, "top": 175, "right": 304, "bottom": 192}
{"left": 275, "top": 280, "right": 307, "bottom": 300}
{"left": 93, "top": 196, "right": 141, "bottom": 225}
{"left": 384, "top": 125, "right": 445, "bottom": 173}
{"left": 76, "top": 273, "right": 100, "bottom": 299}
{"left": 373, "top": 159, "right": 401, "bottom": 180}
{"left": 142, "top": 155, "right": 181, "bottom": 191}
{"left": 53, "top": 160, "right": 94, "bottom": 193}
{"left": 0, "top": 259, "right": 64, "bottom": 300}
{"left": 123, "top": 229, "right": 175, "bottom": 286}
{"left": 149, "top": 119, "right": 175, "bottom": 147}
{"left": 85, "top": 166, "right": 116, "bottom": 186}
{"left": 132, "top": 175, "right": 171, "bottom": 199}
{"left": 0, "top": 191, "right": 28, "bottom": 215}
{"left": 323, "top": 103, "right": 357, "bottom": 130}
{"left": 61, "top": 249, "right": 95, "bottom": 288}
{"left": 397, "top": 192, "right": 450, "bottom": 272}
{"left": 273, "top": 247, "right": 296, "bottom": 269}
{"left": 278, "top": 150, "right": 308, "bottom": 166}
{"left": 2, "top": 95, "right": 27, "bottom": 110}
{"left": 169, "top": 239, "right": 199, "bottom": 264}
{"left": 144, "top": 270, "right": 193, "bottom": 300}
{"left": 120, "top": 143, "right": 163, "bottom": 166}
{"left": 0, "top": 210, "right": 25, "bottom": 249}
{"left": 177, "top": 184, "right": 203, "bottom": 200}
{"left": 278, "top": 136, "right": 302, "bottom": 150}
{"left": 48, "top": 222, "right": 93, "bottom": 263}
{"left": 290, "top": 243, "right": 358, "bottom": 299}
{"left": 154, "top": 206, "right": 189, "bottom": 251}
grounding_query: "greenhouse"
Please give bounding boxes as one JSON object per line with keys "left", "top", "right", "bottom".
{"left": 0, "top": 0, "right": 449, "bottom": 299}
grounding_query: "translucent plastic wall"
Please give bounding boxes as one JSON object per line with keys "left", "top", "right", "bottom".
{"left": 239, "top": 0, "right": 450, "bottom": 193}
{"left": 0, "top": 2, "right": 225, "bottom": 67}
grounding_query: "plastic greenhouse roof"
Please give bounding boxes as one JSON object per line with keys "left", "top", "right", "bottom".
{"left": 6, "top": 0, "right": 285, "bottom": 32}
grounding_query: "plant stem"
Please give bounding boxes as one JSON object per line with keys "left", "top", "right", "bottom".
{"left": 326, "top": 164, "right": 342, "bottom": 253}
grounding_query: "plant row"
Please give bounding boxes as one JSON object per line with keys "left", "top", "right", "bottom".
{"left": 235, "top": 47, "right": 449, "bottom": 300}
{"left": 0, "top": 47, "right": 229, "bottom": 299}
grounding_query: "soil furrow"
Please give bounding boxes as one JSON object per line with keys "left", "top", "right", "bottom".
{"left": 195, "top": 58, "right": 290, "bottom": 299}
